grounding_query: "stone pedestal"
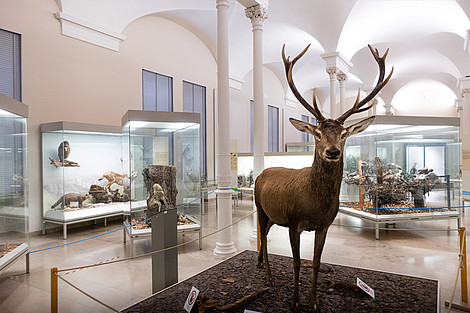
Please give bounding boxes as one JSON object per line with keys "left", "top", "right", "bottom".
{"left": 151, "top": 209, "right": 178, "bottom": 293}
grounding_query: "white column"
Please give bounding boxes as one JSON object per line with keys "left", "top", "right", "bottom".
{"left": 326, "top": 66, "right": 337, "bottom": 119}
{"left": 214, "top": 0, "right": 236, "bottom": 257}
{"left": 383, "top": 102, "right": 393, "bottom": 116}
{"left": 245, "top": 4, "right": 267, "bottom": 242}
{"left": 362, "top": 87, "right": 379, "bottom": 116}
{"left": 337, "top": 71, "right": 347, "bottom": 115}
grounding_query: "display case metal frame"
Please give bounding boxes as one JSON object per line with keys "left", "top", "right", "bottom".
{"left": 0, "top": 94, "right": 29, "bottom": 274}
{"left": 41, "top": 121, "right": 125, "bottom": 240}
{"left": 121, "top": 110, "right": 202, "bottom": 255}
{"left": 340, "top": 115, "right": 461, "bottom": 239}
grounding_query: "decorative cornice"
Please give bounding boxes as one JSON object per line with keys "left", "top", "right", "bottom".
{"left": 284, "top": 97, "right": 298, "bottom": 108}
{"left": 54, "top": 12, "right": 126, "bottom": 51}
{"left": 229, "top": 76, "right": 245, "bottom": 90}
{"left": 321, "top": 52, "right": 353, "bottom": 74}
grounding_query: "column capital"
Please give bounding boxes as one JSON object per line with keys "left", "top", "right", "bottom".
{"left": 245, "top": 4, "right": 268, "bottom": 28}
{"left": 337, "top": 71, "right": 347, "bottom": 84}
{"left": 462, "top": 88, "right": 470, "bottom": 98}
{"left": 326, "top": 66, "right": 337, "bottom": 77}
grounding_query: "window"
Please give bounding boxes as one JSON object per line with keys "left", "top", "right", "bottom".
{"left": 0, "top": 28, "right": 23, "bottom": 196}
{"left": 142, "top": 69, "right": 173, "bottom": 112}
{"left": 183, "top": 81, "right": 207, "bottom": 178}
{"left": 0, "top": 28, "right": 21, "bottom": 101}
{"left": 250, "top": 100, "right": 254, "bottom": 153}
{"left": 268, "top": 105, "right": 279, "bottom": 152}
{"left": 406, "top": 145, "right": 445, "bottom": 176}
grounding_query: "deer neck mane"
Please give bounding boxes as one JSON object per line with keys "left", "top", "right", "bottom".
{"left": 310, "top": 152, "right": 344, "bottom": 191}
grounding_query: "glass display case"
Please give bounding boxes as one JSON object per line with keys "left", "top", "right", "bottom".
{"left": 237, "top": 152, "right": 314, "bottom": 188}
{"left": 0, "top": 94, "right": 29, "bottom": 273}
{"left": 121, "top": 110, "right": 202, "bottom": 253}
{"left": 41, "top": 122, "right": 125, "bottom": 239}
{"left": 340, "top": 115, "right": 461, "bottom": 239}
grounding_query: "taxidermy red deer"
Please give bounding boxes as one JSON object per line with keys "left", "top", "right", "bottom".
{"left": 255, "top": 44, "right": 393, "bottom": 312}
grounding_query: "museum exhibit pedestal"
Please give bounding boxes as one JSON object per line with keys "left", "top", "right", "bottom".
{"left": 123, "top": 250, "right": 439, "bottom": 313}
{"left": 151, "top": 209, "right": 177, "bottom": 294}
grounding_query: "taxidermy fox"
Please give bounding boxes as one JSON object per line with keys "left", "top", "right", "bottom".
{"left": 51, "top": 193, "right": 92, "bottom": 210}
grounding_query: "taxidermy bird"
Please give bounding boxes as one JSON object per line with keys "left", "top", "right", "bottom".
{"left": 58, "top": 141, "right": 70, "bottom": 162}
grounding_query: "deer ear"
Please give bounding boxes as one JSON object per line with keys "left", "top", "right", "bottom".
{"left": 346, "top": 116, "right": 375, "bottom": 136}
{"left": 289, "top": 117, "right": 317, "bottom": 134}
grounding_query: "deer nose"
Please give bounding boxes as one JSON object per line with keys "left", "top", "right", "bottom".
{"left": 326, "top": 148, "right": 340, "bottom": 159}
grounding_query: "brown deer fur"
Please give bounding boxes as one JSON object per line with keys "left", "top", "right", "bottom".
{"left": 255, "top": 44, "right": 392, "bottom": 312}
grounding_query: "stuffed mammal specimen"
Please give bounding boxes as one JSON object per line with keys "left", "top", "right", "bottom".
{"left": 255, "top": 44, "right": 393, "bottom": 311}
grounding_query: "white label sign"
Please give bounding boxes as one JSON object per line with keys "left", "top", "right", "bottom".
{"left": 244, "top": 310, "right": 262, "bottom": 313}
{"left": 183, "top": 286, "right": 200, "bottom": 312}
{"left": 357, "top": 277, "right": 375, "bottom": 298}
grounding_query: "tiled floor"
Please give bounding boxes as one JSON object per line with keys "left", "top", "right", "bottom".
{"left": 1, "top": 197, "right": 468, "bottom": 312}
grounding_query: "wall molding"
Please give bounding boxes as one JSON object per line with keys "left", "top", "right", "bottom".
{"left": 229, "top": 76, "right": 245, "bottom": 90}
{"left": 54, "top": 12, "right": 126, "bottom": 51}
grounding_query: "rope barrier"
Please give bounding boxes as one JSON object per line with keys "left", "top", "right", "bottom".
{"left": 56, "top": 209, "right": 256, "bottom": 273}
{"left": 50, "top": 209, "right": 256, "bottom": 312}
{"left": 56, "top": 273, "right": 122, "bottom": 313}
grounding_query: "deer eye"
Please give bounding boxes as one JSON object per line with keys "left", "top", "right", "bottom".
{"left": 314, "top": 130, "right": 322, "bottom": 140}
{"left": 340, "top": 130, "right": 348, "bottom": 139}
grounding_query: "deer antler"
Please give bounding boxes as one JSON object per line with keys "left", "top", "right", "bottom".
{"left": 282, "top": 44, "right": 325, "bottom": 122}
{"left": 336, "top": 45, "right": 393, "bottom": 123}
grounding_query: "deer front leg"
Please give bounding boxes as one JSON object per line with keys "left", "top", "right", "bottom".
{"left": 311, "top": 227, "right": 328, "bottom": 312}
{"left": 289, "top": 227, "right": 301, "bottom": 311}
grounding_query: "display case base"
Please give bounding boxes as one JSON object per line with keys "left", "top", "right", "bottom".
{"left": 123, "top": 250, "right": 439, "bottom": 313}
{"left": 123, "top": 215, "right": 202, "bottom": 256}
{"left": 43, "top": 204, "right": 125, "bottom": 240}
{"left": 339, "top": 206, "right": 460, "bottom": 240}
{"left": 0, "top": 243, "right": 29, "bottom": 274}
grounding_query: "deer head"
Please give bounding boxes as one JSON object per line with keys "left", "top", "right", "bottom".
{"left": 283, "top": 44, "right": 393, "bottom": 162}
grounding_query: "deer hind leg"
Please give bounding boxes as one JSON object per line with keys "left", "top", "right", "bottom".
{"left": 257, "top": 207, "right": 273, "bottom": 282}
{"left": 289, "top": 227, "right": 301, "bottom": 311}
{"left": 311, "top": 227, "right": 328, "bottom": 312}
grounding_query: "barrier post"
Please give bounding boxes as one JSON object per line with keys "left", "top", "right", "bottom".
{"left": 51, "top": 267, "right": 58, "bottom": 313}
{"left": 460, "top": 227, "right": 468, "bottom": 303}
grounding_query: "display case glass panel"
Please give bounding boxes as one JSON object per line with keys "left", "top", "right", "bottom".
{"left": 0, "top": 94, "right": 28, "bottom": 271}
{"left": 340, "top": 116, "right": 461, "bottom": 238}
{"left": 41, "top": 122, "right": 125, "bottom": 238}
{"left": 237, "top": 152, "right": 314, "bottom": 188}
{"left": 121, "top": 111, "right": 201, "bottom": 236}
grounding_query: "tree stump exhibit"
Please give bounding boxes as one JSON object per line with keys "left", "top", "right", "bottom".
{"left": 142, "top": 165, "right": 178, "bottom": 219}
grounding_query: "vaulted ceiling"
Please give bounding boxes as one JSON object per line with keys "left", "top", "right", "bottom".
{"left": 56, "top": 0, "right": 470, "bottom": 114}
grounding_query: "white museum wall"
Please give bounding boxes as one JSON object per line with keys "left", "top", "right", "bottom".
{"left": 0, "top": 0, "right": 217, "bottom": 232}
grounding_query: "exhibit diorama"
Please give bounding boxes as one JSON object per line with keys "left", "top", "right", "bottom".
{"left": 3, "top": 0, "right": 470, "bottom": 312}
